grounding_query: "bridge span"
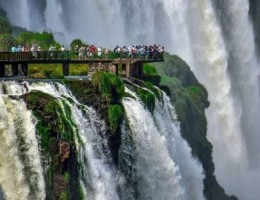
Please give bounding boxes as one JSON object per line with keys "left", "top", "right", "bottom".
{"left": 0, "top": 51, "right": 163, "bottom": 78}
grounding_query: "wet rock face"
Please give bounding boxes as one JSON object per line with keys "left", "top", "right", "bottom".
{"left": 249, "top": 0, "right": 260, "bottom": 56}
{"left": 59, "top": 141, "right": 70, "bottom": 163}
{"left": 0, "top": 187, "right": 5, "bottom": 200}
{"left": 53, "top": 174, "right": 67, "bottom": 197}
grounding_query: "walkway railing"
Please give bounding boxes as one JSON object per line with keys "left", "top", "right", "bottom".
{"left": 0, "top": 51, "right": 71, "bottom": 62}
{"left": 0, "top": 51, "right": 164, "bottom": 62}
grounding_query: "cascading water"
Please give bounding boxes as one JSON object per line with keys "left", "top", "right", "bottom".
{"left": 122, "top": 88, "right": 205, "bottom": 200}
{"left": 209, "top": 0, "right": 260, "bottom": 199}
{"left": 27, "top": 82, "right": 121, "bottom": 200}
{"left": 0, "top": 82, "right": 46, "bottom": 200}
{"left": 1, "top": 0, "right": 260, "bottom": 199}
{"left": 183, "top": 0, "right": 250, "bottom": 198}
{"left": 0, "top": 81, "right": 121, "bottom": 200}
{"left": 0, "top": 80, "right": 207, "bottom": 199}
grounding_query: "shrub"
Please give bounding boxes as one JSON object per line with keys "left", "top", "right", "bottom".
{"left": 17, "top": 31, "right": 59, "bottom": 50}
{"left": 0, "top": 33, "right": 16, "bottom": 51}
{"left": 0, "top": 16, "right": 11, "bottom": 34}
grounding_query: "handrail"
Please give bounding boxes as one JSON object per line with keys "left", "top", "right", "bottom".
{"left": 0, "top": 51, "right": 164, "bottom": 62}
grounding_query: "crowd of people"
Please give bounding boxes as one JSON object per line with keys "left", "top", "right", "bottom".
{"left": 113, "top": 44, "right": 164, "bottom": 59}
{"left": 73, "top": 44, "right": 164, "bottom": 60}
{"left": 9, "top": 44, "right": 164, "bottom": 60}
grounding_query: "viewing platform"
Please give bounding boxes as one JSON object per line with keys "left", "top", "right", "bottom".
{"left": 0, "top": 51, "right": 164, "bottom": 79}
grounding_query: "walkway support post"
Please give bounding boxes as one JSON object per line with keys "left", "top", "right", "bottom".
{"left": 63, "top": 62, "right": 70, "bottom": 76}
{"left": 126, "top": 60, "right": 131, "bottom": 78}
{"left": 0, "top": 63, "right": 5, "bottom": 77}
{"left": 115, "top": 64, "right": 119, "bottom": 75}
{"left": 12, "top": 63, "right": 18, "bottom": 76}
{"left": 21, "top": 63, "right": 28, "bottom": 76}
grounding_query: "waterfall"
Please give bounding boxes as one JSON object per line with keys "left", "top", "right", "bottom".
{"left": 0, "top": 81, "right": 120, "bottom": 200}
{"left": 0, "top": 82, "right": 46, "bottom": 200}
{"left": 122, "top": 88, "right": 205, "bottom": 200}
{"left": 1, "top": 0, "right": 260, "bottom": 199}
{"left": 183, "top": 0, "right": 250, "bottom": 198}
{"left": 25, "top": 82, "right": 120, "bottom": 200}
{"left": 0, "top": 81, "right": 206, "bottom": 199}
{"left": 44, "top": 0, "right": 67, "bottom": 42}
{"left": 0, "top": 0, "right": 30, "bottom": 30}
{"left": 206, "top": 0, "right": 260, "bottom": 199}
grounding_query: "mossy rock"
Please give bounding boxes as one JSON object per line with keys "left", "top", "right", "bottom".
{"left": 137, "top": 88, "right": 155, "bottom": 113}
{"left": 92, "top": 71, "right": 125, "bottom": 104}
{"left": 108, "top": 104, "right": 124, "bottom": 134}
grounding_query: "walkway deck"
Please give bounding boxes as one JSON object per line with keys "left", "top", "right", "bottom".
{"left": 0, "top": 51, "right": 163, "bottom": 78}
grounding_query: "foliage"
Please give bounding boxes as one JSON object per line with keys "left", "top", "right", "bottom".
{"left": 17, "top": 31, "right": 60, "bottom": 50}
{"left": 185, "top": 85, "right": 209, "bottom": 110}
{"left": 143, "top": 63, "right": 157, "bottom": 76}
{"left": 92, "top": 72, "right": 125, "bottom": 103}
{"left": 29, "top": 64, "right": 64, "bottom": 79}
{"left": 0, "top": 33, "right": 16, "bottom": 51}
{"left": 143, "top": 63, "right": 161, "bottom": 85}
{"left": 0, "top": 16, "right": 11, "bottom": 34}
{"left": 70, "top": 39, "right": 84, "bottom": 50}
{"left": 70, "top": 64, "right": 88, "bottom": 76}
{"left": 108, "top": 105, "right": 124, "bottom": 134}
{"left": 28, "top": 63, "right": 88, "bottom": 78}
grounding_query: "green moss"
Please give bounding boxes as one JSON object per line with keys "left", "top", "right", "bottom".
{"left": 59, "top": 191, "right": 69, "bottom": 200}
{"left": 108, "top": 105, "right": 124, "bottom": 134}
{"left": 124, "top": 92, "right": 136, "bottom": 99}
{"left": 92, "top": 72, "right": 125, "bottom": 103}
{"left": 64, "top": 172, "right": 70, "bottom": 183}
{"left": 137, "top": 88, "right": 155, "bottom": 113}
{"left": 36, "top": 121, "right": 51, "bottom": 152}
{"left": 144, "top": 81, "right": 162, "bottom": 100}
{"left": 78, "top": 186, "right": 85, "bottom": 200}
{"left": 25, "top": 91, "right": 76, "bottom": 142}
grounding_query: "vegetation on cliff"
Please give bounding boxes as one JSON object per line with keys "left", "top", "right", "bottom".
{"left": 64, "top": 72, "right": 125, "bottom": 164}
{"left": 22, "top": 91, "right": 79, "bottom": 200}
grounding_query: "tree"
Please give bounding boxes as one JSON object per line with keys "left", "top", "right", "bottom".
{"left": 0, "top": 33, "right": 17, "bottom": 51}
{"left": 0, "top": 16, "right": 11, "bottom": 34}
{"left": 70, "top": 39, "right": 84, "bottom": 50}
{"left": 17, "top": 31, "right": 60, "bottom": 50}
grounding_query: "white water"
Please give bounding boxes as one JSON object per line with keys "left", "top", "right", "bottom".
{"left": 184, "top": 0, "right": 251, "bottom": 198}
{"left": 0, "top": 82, "right": 46, "bottom": 200}
{"left": 26, "top": 82, "right": 120, "bottom": 200}
{"left": 123, "top": 88, "right": 205, "bottom": 200}
{"left": 53, "top": 84, "right": 120, "bottom": 200}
